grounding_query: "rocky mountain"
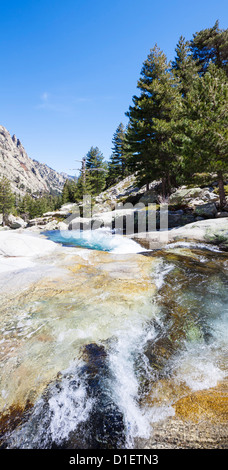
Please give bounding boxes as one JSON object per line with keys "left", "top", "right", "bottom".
{"left": 0, "top": 125, "right": 69, "bottom": 196}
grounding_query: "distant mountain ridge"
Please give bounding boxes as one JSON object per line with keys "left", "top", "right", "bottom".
{"left": 0, "top": 125, "right": 69, "bottom": 196}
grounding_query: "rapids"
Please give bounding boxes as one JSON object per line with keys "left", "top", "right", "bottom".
{"left": 0, "top": 229, "right": 227, "bottom": 448}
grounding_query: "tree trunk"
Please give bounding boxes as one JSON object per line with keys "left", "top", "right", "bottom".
{"left": 162, "top": 177, "right": 166, "bottom": 199}
{"left": 2, "top": 209, "right": 5, "bottom": 227}
{"left": 217, "top": 171, "right": 226, "bottom": 208}
{"left": 167, "top": 173, "right": 171, "bottom": 197}
{"left": 146, "top": 181, "right": 150, "bottom": 191}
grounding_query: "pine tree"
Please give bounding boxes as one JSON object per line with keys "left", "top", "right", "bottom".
{"left": 190, "top": 21, "right": 228, "bottom": 76}
{"left": 62, "top": 179, "right": 78, "bottom": 204}
{"left": 108, "top": 122, "right": 127, "bottom": 184}
{"left": 0, "top": 177, "right": 15, "bottom": 225}
{"left": 126, "top": 45, "right": 182, "bottom": 196}
{"left": 62, "top": 181, "right": 71, "bottom": 204}
{"left": 182, "top": 64, "right": 228, "bottom": 207}
{"left": 107, "top": 155, "right": 118, "bottom": 187}
{"left": 18, "top": 194, "right": 31, "bottom": 218}
{"left": 85, "top": 146, "right": 107, "bottom": 196}
{"left": 172, "top": 36, "right": 199, "bottom": 97}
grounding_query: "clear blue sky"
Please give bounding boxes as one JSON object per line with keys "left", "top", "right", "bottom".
{"left": 0, "top": 0, "right": 227, "bottom": 175}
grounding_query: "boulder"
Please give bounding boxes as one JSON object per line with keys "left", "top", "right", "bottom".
{"left": 131, "top": 217, "right": 228, "bottom": 251}
{"left": 68, "top": 217, "right": 93, "bottom": 231}
{"left": 59, "top": 203, "right": 79, "bottom": 212}
{"left": 0, "top": 231, "right": 57, "bottom": 258}
{"left": 57, "top": 221, "right": 68, "bottom": 231}
{"left": 42, "top": 220, "right": 63, "bottom": 231}
{"left": 43, "top": 210, "right": 72, "bottom": 218}
{"left": 138, "top": 189, "right": 158, "bottom": 204}
{"left": 216, "top": 211, "right": 228, "bottom": 218}
{"left": 169, "top": 187, "right": 219, "bottom": 207}
{"left": 194, "top": 203, "right": 217, "bottom": 219}
{"left": 168, "top": 211, "right": 195, "bottom": 228}
{"left": 27, "top": 216, "right": 53, "bottom": 227}
{"left": 68, "top": 208, "right": 141, "bottom": 233}
{"left": 4, "top": 214, "right": 27, "bottom": 229}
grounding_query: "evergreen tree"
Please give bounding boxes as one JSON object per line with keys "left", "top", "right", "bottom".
{"left": 126, "top": 45, "right": 182, "bottom": 196}
{"left": 107, "top": 155, "right": 119, "bottom": 187}
{"left": 18, "top": 194, "right": 31, "bottom": 218}
{"left": 0, "top": 177, "right": 15, "bottom": 225}
{"left": 108, "top": 123, "right": 127, "bottom": 183}
{"left": 18, "top": 193, "right": 62, "bottom": 219}
{"left": 61, "top": 182, "right": 70, "bottom": 204}
{"left": 182, "top": 64, "right": 228, "bottom": 207}
{"left": 172, "top": 36, "right": 199, "bottom": 97}
{"left": 62, "top": 179, "right": 78, "bottom": 204}
{"left": 85, "top": 146, "right": 107, "bottom": 196}
{"left": 190, "top": 21, "right": 228, "bottom": 76}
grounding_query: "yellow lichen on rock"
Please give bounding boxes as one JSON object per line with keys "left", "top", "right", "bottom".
{"left": 174, "top": 380, "right": 228, "bottom": 423}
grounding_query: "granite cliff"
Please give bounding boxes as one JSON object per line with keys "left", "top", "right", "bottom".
{"left": 0, "top": 125, "right": 68, "bottom": 196}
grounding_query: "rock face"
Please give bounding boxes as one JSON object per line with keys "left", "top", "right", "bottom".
{"left": 0, "top": 125, "right": 68, "bottom": 196}
{"left": 169, "top": 186, "right": 219, "bottom": 207}
{"left": 94, "top": 175, "right": 164, "bottom": 209}
{"left": 194, "top": 202, "right": 218, "bottom": 218}
{"left": 0, "top": 231, "right": 57, "bottom": 258}
{"left": 131, "top": 217, "right": 228, "bottom": 250}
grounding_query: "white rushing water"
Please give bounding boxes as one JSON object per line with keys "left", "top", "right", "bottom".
{"left": 0, "top": 230, "right": 227, "bottom": 449}
{"left": 44, "top": 228, "right": 147, "bottom": 254}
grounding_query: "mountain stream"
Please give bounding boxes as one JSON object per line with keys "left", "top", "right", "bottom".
{"left": 0, "top": 229, "right": 227, "bottom": 448}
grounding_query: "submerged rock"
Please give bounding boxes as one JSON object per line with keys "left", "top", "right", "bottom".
{"left": 1, "top": 342, "right": 126, "bottom": 449}
{"left": 0, "top": 228, "right": 227, "bottom": 450}
{"left": 136, "top": 380, "right": 228, "bottom": 449}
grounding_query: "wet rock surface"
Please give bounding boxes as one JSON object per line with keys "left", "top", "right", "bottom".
{"left": 0, "top": 342, "right": 126, "bottom": 449}
{"left": 131, "top": 217, "right": 228, "bottom": 251}
{"left": 136, "top": 380, "right": 228, "bottom": 449}
{"left": 0, "top": 232, "right": 227, "bottom": 449}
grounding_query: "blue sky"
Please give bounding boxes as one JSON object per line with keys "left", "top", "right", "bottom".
{"left": 0, "top": 0, "right": 227, "bottom": 175}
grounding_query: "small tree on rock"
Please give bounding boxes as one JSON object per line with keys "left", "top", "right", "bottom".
{"left": 0, "top": 177, "right": 15, "bottom": 225}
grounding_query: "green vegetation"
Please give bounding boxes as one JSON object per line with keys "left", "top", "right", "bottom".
{"left": 17, "top": 193, "right": 62, "bottom": 219}
{"left": 107, "top": 123, "right": 129, "bottom": 186}
{"left": 181, "top": 64, "right": 228, "bottom": 206}
{"left": 62, "top": 146, "right": 107, "bottom": 204}
{"left": 85, "top": 146, "right": 107, "bottom": 196}
{"left": 172, "top": 35, "right": 199, "bottom": 98}
{"left": 125, "top": 21, "right": 228, "bottom": 207}
{"left": 0, "top": 178, "right": 62, "bottom": 222}
{"left": 0, "top": 177, "right": 15, "bottom": 224}
{"left": 50, "top": 21, "right": 228, "bottom": 209}
{"left": 126, "top": 44, "right": 182, "bottom": 196}
{"left": 190, "top": 20, "right": 228, "bottom": 76}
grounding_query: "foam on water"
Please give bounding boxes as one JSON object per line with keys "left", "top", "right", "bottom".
{"left": 173, "top": 341, "right": 226, "bottom": 391}
{"left": 44, "top": 228, "right": 146, "bottom": 254}
{"left": 152, "top": 260, "right": 175, "bottom": 290}
{"left": 170, "top": 291, "right": 228, "bottom": 392}
{"left": 5, "top": 359, "right": 94, "bottom": 449}
{"left": 48, "top": 365, "right": 94, "bottom": 445}
{"left": 108, "top": 318, "right": 158, "bottom": 446}
{"left": 165, "top": 241, "right": 221, "bottom": 252}
{"left": 1, "top": 230, "right": 227, "bottom": 449}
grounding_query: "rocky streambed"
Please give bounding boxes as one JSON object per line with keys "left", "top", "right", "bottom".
{"left": 0, "top": 228, "right": 227, "bottom": 449}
